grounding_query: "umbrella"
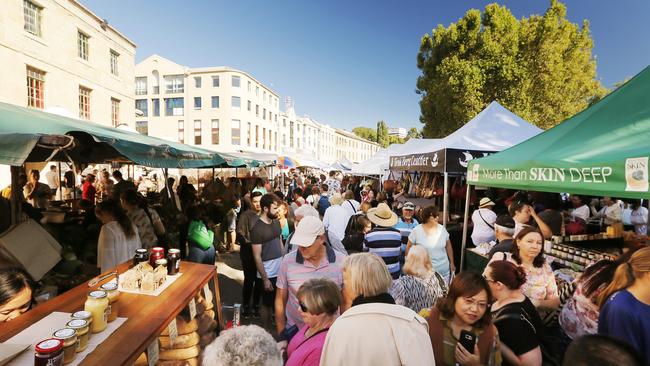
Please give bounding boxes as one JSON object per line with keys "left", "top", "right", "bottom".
{"left": 277, "top": 156, "right": 299, "bottom": 169}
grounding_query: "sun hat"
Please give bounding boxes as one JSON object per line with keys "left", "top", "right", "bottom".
{"left": 329, "top": 192, "right": 344, "bottom": 206}
{"left": 290, "top": 216, "right": 325, "bottom": 247}
{"left": 402, "top": 202, "right": 416, "bottom": 211}
{"left": 367, "top": 203, "right": 398, "bottom": 227}
{"left": 479, "top": 197, "right": 496, "bottom": 208}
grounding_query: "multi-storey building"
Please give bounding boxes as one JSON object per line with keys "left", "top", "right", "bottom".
{"left": 0, "top": 0, "right": 136, "bottom": 126}
{"left": 134, "top": 55, "right": 281, "bottom": 154}
{"left": 388, "top": 127, "right": 407, "bottom": 139}
{"left": 334, "top": 128, "right": 379, "bottom": 163}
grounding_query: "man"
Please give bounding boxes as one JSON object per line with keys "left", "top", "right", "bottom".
{"left": 289, "top": 188, "right": 305, "bottom": 212}
{"left": 275, "top": 216, "right": 345, "bottom": 335}
{"left": 341, "top": 190, "right": 360, "bottom": 216}
{"left": 2, "top": 174, "right": 27, "bottom": 201}
{"left": 509, "top": 201, "right": 552, "bottom": 239}
{"left": 316, "top": 184, "right": 330, "bottom": 216}
{"left": 488, "top": 215, "right": 516, "bottom": 259}
{"left": 23, "top": 170, "right": 51, "bottom": 209}
{"left": 236, "top": 191, "right": 263, "bottom": 317}
{"left": 44, "top": 165, "right": 60, "bottom": 197}
{"left": 393, "top": 202, "right": 419, "bottom": 264}
{"left": 284, "top": 204, "right": 319, "bottom": 254}
{"left": 81, "top": 174, "right": 97, "bottom": 203}
{"left": 591, "top": 196, "right": 623, "bottom": 226}
{"left": 324, "top": 171, "right": 341, "bottom": 197}
{"left": 160, "top": 177, "right": 181, "bottom": 212}
{"left": 112, "top": 170, "right": 135, "bottom": 201}
{"left": 323, "top": 193, "right": 350, "bottom": 243}
{"left": 251, "top": 193, "right": 283, "bottom": 330}
{"left": 364, "top": 203, "right": 402, "bottom": 279}
{"left": 471, "top": 197, "right": 497, "bottom": 245}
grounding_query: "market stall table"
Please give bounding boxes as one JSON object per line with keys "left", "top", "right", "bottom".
{"left": 0, "top": 261, "right": 223, "bottom": 365}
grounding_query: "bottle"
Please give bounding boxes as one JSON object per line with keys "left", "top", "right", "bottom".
{"left": 84, "top": 291, "right": 109, "bottom": 333}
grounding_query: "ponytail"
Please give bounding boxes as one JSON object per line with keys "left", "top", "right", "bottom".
{"left": 597, "top": 262, "right": 636, "bottom": 308}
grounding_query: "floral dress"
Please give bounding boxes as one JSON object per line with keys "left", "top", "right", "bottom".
{"left": 489, "top": 252, "right": 558, "bottom": 303}
{"left": 559, "top": 268, "right": 605, "bottom": 339}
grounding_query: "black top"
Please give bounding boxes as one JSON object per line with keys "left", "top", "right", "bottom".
{"left": 538, "top": 209, "right": 563, "bottom": 236}
{"left": 488, "top": 239, "right": 514, "bottom": 260}
{"left": 492, "top": 297, "right": 543, "bottom": 366}
{"left": 250, "top": 219, "right": 283, "bottom": 262}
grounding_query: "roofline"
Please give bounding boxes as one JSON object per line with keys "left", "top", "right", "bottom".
{"left": 70, "top": 0, "right": 137, "bottom": 48}
{"left": 335, "top": 128, "right": 380, "bottom": 146}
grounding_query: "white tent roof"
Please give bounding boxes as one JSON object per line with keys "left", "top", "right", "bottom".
{"left": 352, "top": 142, "right": 427, "bottom": 175}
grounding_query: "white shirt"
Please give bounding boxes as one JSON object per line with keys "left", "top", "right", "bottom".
{"left": 45, "top": 170, "right": 59, "bottom": 189}
{"left": 341, "top": 199, "right": 360, "bottom": 216}
{"left": 591, "top": 204, "right": 622, "bottom": 225}
{"left": 571, "top": 205, "right": 590, "bottom": 222}
{"left": 323, "top": 204, "right": 351, "bottom": 241}
{"left": 97, "top": 221, "right": 141, "bottom": 273}
{"left": 630, "top": 207, "right": 649, "bottom": 235}
{"left": 471, "top": 208, "right": 497, "bottom": 245}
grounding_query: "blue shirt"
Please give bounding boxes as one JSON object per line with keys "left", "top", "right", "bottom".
{"left": 598, "top": 289, "right": 650, "bottom": 365}
{"left": 363, "top": 227, "right": 402, "bottom": 279}
{"left": 394, "top": 218, "right": 419, "bottom": 264}
{"left": 408, "top": 225, "right": 451, "bottom": 277}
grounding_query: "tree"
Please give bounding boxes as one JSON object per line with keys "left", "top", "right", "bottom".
{"left": 416, "top": 0, "right": 607, "bottom": 137}
{"left": 351, "top": 127, "right": 377, "bottom": 142}
{"left": 376, "top": 120, "right": 389, "bottom": 147}
{"left": 405, "top": 127, "right": 421, "bottom": 141}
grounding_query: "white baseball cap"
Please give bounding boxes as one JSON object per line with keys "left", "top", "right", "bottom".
{"left": 294, "top": 204, "right": 319, "bottom": 218}
{"left": 290, "top": 216, "right": 325, "bottom": 247}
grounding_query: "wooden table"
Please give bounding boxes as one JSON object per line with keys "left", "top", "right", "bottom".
{"left": 0, "top": 261, "right": 223, "bottom": 365}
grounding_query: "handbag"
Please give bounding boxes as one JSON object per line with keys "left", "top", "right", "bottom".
{"left": 187, "top": 220, "right": 214, "bottom": 250}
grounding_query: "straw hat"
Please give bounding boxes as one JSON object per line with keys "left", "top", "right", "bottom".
{"left": 479, "top": 197, "right": 495, "bottom": 208}
{"left": 367, "top": 203, "right": 398, "bottom": 227}
{"left": 329, "top": 192, "right": 344, "bottom": 206}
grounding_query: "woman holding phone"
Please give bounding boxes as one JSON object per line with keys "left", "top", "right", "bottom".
{"left": 428, "top": 272, "right": 502, "bottom": 366}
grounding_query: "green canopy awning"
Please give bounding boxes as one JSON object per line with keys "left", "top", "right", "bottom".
{"left": 0, "top": 101, "right": 227, "bottom": 168}
{"left": 467, "top": 65, "right": 650, "bottom": 199}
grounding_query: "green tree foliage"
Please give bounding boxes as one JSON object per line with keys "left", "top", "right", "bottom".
{"left": 376, "top": 120, "right": 390, "bottom": 147}
{"left": 351, "top": 127, "right": 377, "bottom": 142}
{"left": 406, "top": 127, "right": 422, "bottom": 141}
{"left": 416, "top": 0, "right": 607, "bottom": 137}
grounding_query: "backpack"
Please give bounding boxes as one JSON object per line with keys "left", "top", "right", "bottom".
{"left": 318, "top": 195, "right": 330, "bottom": 216}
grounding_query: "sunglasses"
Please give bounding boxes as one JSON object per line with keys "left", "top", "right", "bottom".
{"left": 299, "top": 301, "right": 308, "bottom": 313}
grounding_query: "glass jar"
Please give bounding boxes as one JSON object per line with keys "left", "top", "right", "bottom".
{"left": 71, "top": 311, "right": 93, "bottom": 340}
{"left": 66, "top": 319, "right": 89, "bottom": 352}
{"left": 167, "top": 249, "right": 181, "bottom": 275}
{"left": 155, "top": 258, "right": 167, "bottom": 269}
{"left": 150, "top": 247, "right": 165, "bottom": 266}
{"left": 99, "top": 283, "right": 121, "bottom": 322}
{"left": 52, "top": 328, "right": 77, "bottom": 365}
{"left": 84, "top": 290, "right": 109, "bottom": 333}
{"left": 34, "top": 338, "right": 64, "bottom": 366}
{"left": 133, "top": 248, "right": 149, "bottom": 267}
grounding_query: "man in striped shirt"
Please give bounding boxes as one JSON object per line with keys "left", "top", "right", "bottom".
{"left": 393, "top": 201, "right": 419, "bottom": 265}
{"left": 364, "top": 203, "right": 402, "bottom": 279}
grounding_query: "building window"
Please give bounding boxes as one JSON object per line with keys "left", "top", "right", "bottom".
{"left": 274, "top": 114, "right": 277, "bottom": 122}
{"left": 152, "top": 99, "right": 160, "bottom": 116}
{"left": 247, "top": 122, "right": 251, "bottom": 146}
{"left": 255, "top": 125, "right": 259, "bottom": 148}
{"left": 165, "top": 97, "right": 184, "bottom": 116}
{"left": 256, "top": 105, "right": 259, "bottom": 117}
{"left": 283, "top": 119, "right": 286, "bottom": 127}
{"left": 232, "top": 75, "right": 241, "bottom": 87}
{"left": 23, "top": 0, "right": 42, "bottom": 37}
{"left": 194, "top": 97, "right": 202, "bottom": 109}
{"left": 212, "top": 76, "right": 219, "bottom": 87}
{"left": 263, "top": 91, "right": 266, "bottom": 102}
{"left": 247, "top": 100, "right": 251, "bottom": 111}
{"left": 290, "top": 122, "right": 294, "bottom": 148}
{"left": 231, "top": 96, "right": 241, "bottom": 109}
{"left": 247, "top": 81, "right": 251, "bottom": 92}
{"left": 211, "top": 96, "right": 219, "bottom": 108}
{"left": 78, "top": 31, "right": 89, "bottom": 60}
{"left": 110, "top": 50, "right": 119, "bottom": 76}
{"left": 26, "top": 66, "right": 45, "bottom": 109}
{"left": 231, "top": 120, "right": 241, "bottom": 145}
{"left": 211, "top": 119, "right": 219, "bottom": 145}
{"left": 111, "top": 98, "right": 120, "bottom": 127}
{"left": 164, "top": 75, "right": 184, "bottom": 93}
{"left": 263, "top": 128, "right": 266, "bottom": 149}
{"left": 256, "top": 86, "right": 259, "bottom": 97}
{"left": 79, "top": 86, "right": 91, "bottom": 120}
{"left": 136, "top": 121, "right": 148, "bottom": 135}
{"left": 282, "top": 134, "right": 286, "bottom": 147}
{"left": 194, "top": 76, "right": 202, "bottom": 88}
{"left": 194, "top": 120, "right": 202, "bottom": 145}
{"left": 135, "top": 99, "right": 148, "bottom": 117}
{"left": 135, "top": 77, "right": 147, "bottom": 95}
{"left": 263, "top": 108, "right": 266, "bottom": 120}
{"left": 178, "top": 120, "right": 184, "bottom": 143}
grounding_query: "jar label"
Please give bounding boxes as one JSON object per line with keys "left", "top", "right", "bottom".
{"left": 75, "top": 338, "right": 81, "bottom": 351}
{"left": 175, "top": 260, "right": 180, "bottom": 270}
{"left": 106, "top": 305, "right": 112, "bottom": 316}
{"left": 50, "top": 352, "right": 64, "bottom": 365}
{"left": 103, "top": 308, "right": 109, "bottom": 323}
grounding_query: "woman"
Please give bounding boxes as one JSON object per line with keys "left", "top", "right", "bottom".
{"left": 597, "top": 246, "right": 650, "bottom": 365}
{"left": 342, "top": 215, "right": 371, "bottom": 254}
{"left": 306, "top": 186, "right": 320, "bottom": 207}
{"left": 278, "top": 201, "right": 295, "bottom": 242}
{"left": 486, "top": 260, "right": 543, "bottom": 366}
{"left": 390, "top": 245, "right": 447, "bottom": 312}
{"left": 488, "top": 227, "right": 559, "bottom": 311}
{"left": 359, "top": 202, "right": 372, "bottom": 214}
{"left": 590, "top": 196, "right": 622, "bottom": 226}
{"left": 97, "top": 171, "right": 114, "bottom": 202}
{"left": 95, "top": 200, "right": 141, "bottom": 273}
{"left": 62, "top": 170, "right": 76, "bottom": 200}
{"left": 176, "top": 175, "right": 197, "bottom": 212}
{"left": 285, "top": 278, "right": 342, "bottom": 366}
{"left": 0, "top": 268, "right": 34, "bottom": 322}
{"left": 320, "top": 253, "right": 434, "bottom": 365}
{"left": 407, "top": 205, "right": 456, "bottom": 284}
{"left": 428, "top": 271, "right": 501, "bottom": 366}
{"left": 185, "top": 205, "right": 216, "bottom": 265}
{"left": 629, "top": 200, "right": 648, "bottom": 235}
{"left": 120, "top": 189, "right": 164, "bottom": 250}
{"left": 203, "top": 325, "right": 282, "bottom": 366}
{"left": 81, "top": 174, "right": 97, "bottom": 203}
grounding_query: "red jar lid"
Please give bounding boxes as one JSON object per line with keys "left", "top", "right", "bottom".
{"left": 35, "top": 338, "right": 63, "bottom": 353}
{"left": 151, "top": 247, "right": 164, "bottom": 253}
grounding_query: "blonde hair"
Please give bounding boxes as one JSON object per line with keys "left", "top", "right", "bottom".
{"left": 402, "top": 245, "right": 434, "bottom": 279}
{"left": 343, "top": 253, "right": 392, "bottom": 298}
{"left": 297, "top": 278, "right": 342, "bottom": 315}
{"left": 598, "top": 246, "right": 650, "bottom": 308}
{"left": 359, "top": 202, "right": 372, "bottom": 213}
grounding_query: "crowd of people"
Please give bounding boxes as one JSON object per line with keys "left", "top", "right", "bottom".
{"left": 2, "top": 167, "right": 650, "bottom": 366}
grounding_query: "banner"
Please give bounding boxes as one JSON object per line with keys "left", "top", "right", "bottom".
{"left": 389, "top": 149, "right": 491, "bottom": 173}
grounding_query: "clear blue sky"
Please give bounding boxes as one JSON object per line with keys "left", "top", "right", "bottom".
{"left": 82, "top": 0, "right": 650, "bottom": 131}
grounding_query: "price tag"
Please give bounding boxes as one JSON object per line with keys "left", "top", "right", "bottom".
{"left": 203, "top": 283, "right": 213, "bottom": 305}
{"left": 189, "top": 298, "right": 197, "bottom": 320}
{"left": 146, "top": 340, "right": 159, "bottom": 366}
{"left": 167, "top": 318, "right": 178, "bottom": 346}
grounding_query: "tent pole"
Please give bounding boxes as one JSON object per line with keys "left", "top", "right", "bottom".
{"left": 10, "top": 166, "right": 21, "bottom": 225}
{"left": 460, "top": 184, "right": 472, "bottom": 270}
{"left": 443, "top": 172, "right": 449, "bottom": 227}
{"left": 58, "top": 162, "right": 62, "bottom": 201}
{"left": 163, "top": 168, "right": 171, "bottom": 199}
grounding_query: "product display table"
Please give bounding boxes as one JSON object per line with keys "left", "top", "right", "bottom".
{"left": 0, "top": 261, "right": 222, "bottom": 365}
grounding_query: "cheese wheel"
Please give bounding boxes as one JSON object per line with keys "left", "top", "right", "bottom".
{"left": 159, "top": 344, "right": 200, "bottom": 360}
{"left": 135, "top": 352, "right": 147, "bottom": 366}
{"left": 159, "top": 332, "right": 200, "bottom": 349}
{"left": 161, "top": 318, "right": 198, "bottom": 335}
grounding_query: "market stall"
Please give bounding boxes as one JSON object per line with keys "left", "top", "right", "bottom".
{"left": 462, "top": 65, "right": 650, "bottom": 271}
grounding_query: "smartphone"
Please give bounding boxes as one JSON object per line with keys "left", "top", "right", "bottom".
{"left": 459, "top": 330, "right": 477, "bottom": 353}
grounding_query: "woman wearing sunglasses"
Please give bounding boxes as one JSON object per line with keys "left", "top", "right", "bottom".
{"left": 285, "top": 278, "right": 342, "bottom": 366}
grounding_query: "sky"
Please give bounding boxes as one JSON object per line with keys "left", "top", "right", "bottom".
{"left": 82, "top": 0, "right": 650, "bottom": 131}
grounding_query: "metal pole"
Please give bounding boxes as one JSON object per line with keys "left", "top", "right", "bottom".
{"left": 443, "top": 172, "right": 449, "bottom": 227}
{"left": 460, "top": 184, "right": 472, "bottom": 270}
{"left": 58, "top": 162, "right": 63, "bottom": 201}
{"left": 10, "top": 166, "right": 21, "bottom": 225}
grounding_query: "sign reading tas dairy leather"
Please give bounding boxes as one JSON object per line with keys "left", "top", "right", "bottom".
{"left": 389, "top": 151, "right": 444, "bottom": 172}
